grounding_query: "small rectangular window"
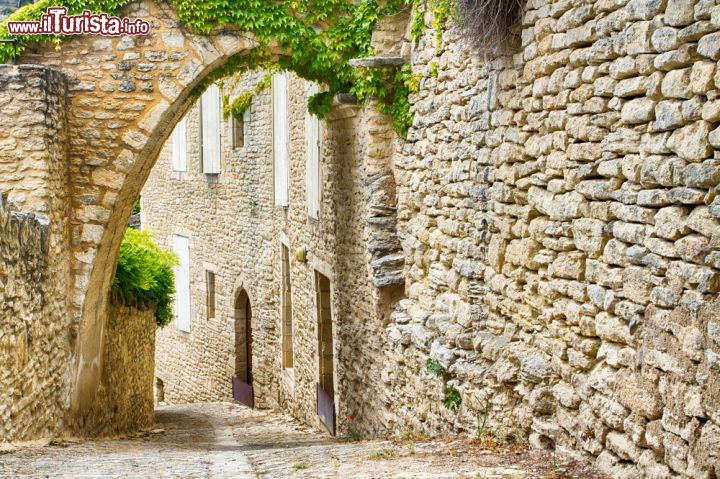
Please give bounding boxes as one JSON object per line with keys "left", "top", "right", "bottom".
{"left": 232, "top": 114, "right": 244, "bottom": 149}
{"left": 206, "top": 271, "right": 216, "bottom": 320}
{"left": 281, "top": 244, "right": 293, "bottom": 369}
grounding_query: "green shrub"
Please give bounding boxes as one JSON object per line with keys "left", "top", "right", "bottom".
{"left": 443, "top": 385, "right": 462, "bottom": 411}
{"left": 112, "top": 228, "right": 178, "bottom": 327}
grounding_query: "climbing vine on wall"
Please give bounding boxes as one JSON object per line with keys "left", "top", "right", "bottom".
{"left": 0, "top": 0, "right": 472, "bottom": 135}
{"left": 219, "top": 71, "right": 272, "bottom": 120}
{"left": 0, "top": 0, "right": 418, "bottom": 133}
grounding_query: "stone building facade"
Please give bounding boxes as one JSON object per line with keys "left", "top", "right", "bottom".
{"left": 142, "top": 69, "right": 388, "bottom": 432}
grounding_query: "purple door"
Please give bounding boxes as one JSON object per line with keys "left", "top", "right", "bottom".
{"left": 317, "top": 383, "right": 336, "bottom": 435}
{"left": 233, "top": 377, "right": 254, "bottom": 408}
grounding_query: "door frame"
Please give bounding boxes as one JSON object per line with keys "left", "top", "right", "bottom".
{"left": 233, "top": 288, "right": 254, "bottom": 408}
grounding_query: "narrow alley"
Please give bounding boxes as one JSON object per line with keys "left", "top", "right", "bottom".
{"left": 0, "top": 403, "right": 602, "bottom": 479}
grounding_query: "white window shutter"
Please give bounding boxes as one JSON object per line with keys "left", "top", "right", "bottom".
{"left": 173, "top": 235, "right": 191, "bottom": 332}
{"left": 171, "top": 116, "right": 187, "bottom": 172}
{"left": 305, "top": 82, "right": 320, "bottom": 219}
{"left": 201, "top": 84, "right": 222, "bottom": 174}
{"left": 273, "top": 73, "right": 289, "bottom": 206}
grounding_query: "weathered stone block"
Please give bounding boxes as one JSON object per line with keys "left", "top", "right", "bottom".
{"left": 667, "top": 121, "right": 712, "bottom": 161}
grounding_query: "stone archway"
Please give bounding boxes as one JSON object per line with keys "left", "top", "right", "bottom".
{"left": 0, "top": 0, "right": 408, "bottom": 438}
{"left": 0, "top": 0, "right": 286, "bottom": 433}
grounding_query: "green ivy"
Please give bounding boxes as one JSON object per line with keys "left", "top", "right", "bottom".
{"left": 221, "top": 72, "right": 272, "bottom": 119}
{"left": 1, "top": 0, "right": 420, "bottom": 132}
{"left": 112, "top": 228, "right": 178, "bottom": 327}
{"left": 409, "top": 0, "right": 455, "bottom": 51}
{"left": 0, "top": 0, "right": 458, "bottom": 136}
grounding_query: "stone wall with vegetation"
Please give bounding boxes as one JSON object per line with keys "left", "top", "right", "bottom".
{"left": 384, "top": 1, "right": 720, "bottom": 477}
{"left": 0, "top": 63, "right": 155, "bottom": 442}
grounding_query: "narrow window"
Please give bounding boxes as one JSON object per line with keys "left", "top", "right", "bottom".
{"left": 206, "top": 270, "right": 216, "bottom": 320}
{"left": 173, "top": 235, "right": 191, "bottom": 332}
{"left": 200, "top": 83, "right": 222, "bottom": 175}
{"left": 232, "top": 114, "right": 244, "bottom": 149}
{"left": 305, "top": 82, "right": 321, "bottom": 219}
{"left": 281, "top": 244, "right": 293, "bottom": 369}
{"left": 273, "top": 72, "right": 289, "bottom": 206}
{"left": 171, "top": 116, "right": 187, "bottom": 172}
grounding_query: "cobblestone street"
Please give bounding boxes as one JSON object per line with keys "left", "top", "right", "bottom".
{"left": 0, "top": 403, "right": 603, "bottom": 479}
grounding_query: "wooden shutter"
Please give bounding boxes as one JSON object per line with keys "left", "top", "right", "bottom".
{"left": 201, "top": 84, "right": 222, "bottom": 174}
{"left": 273, "top": 73, "right": 289, "bottom": 206}
{"left": 171, "top": 116, "right": 187, "bottom": 172}
{"left": 305, "top": 82, "right": 321, "bottom": 219}
{"left": 173, "top": 235, "right": 191, "bottom": 332}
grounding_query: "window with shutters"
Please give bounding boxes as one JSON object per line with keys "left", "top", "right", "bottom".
{"left": 200, "top": 84, "right": 222, "bottom": 175}
{"left": 273, "top": 72, "right": 289, "bottom": 206}
{"left": 171, "top": 116, "right": 187, "bottom": 175}
{"left": 305, "top": 82, "right": 321, "bottom": 219}
{"left": 206, "top": 270, "right": 216, "bottom": 320}
{"left": 173, "top": 235, "right": 191, "bottom": 333}
{"left": 281, "top": 244, "right": 293, "bottom": 369}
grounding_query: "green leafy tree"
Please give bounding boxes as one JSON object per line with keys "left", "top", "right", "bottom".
{"left": 112, "top": 228, "right": 178, "bottom": 327}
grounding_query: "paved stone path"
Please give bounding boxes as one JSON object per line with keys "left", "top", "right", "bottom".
{"left": 0, "top": 403, "right": 602, "bottom": 478}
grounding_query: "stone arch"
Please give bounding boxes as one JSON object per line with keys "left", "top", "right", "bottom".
{"left": 1, "top": 0, "right": 410, "bottom": 434}
{"left": 6, "top": 0, "right": 286, "bottom": 429}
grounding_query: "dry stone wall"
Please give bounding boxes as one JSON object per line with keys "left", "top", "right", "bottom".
{"left": 384, "top": 1, "right": 720, "bottom": 477}
{"left": 0, "top": 64, "right": 74, "bottom": 443}
{"left": 0, "top": 63, "right": 155, "bottom": 443}
{"left": 92, "top": 301, "right": 156, "bottom": 436}
{"left": 0, "top": 196, "right": 71, "bottom": 442}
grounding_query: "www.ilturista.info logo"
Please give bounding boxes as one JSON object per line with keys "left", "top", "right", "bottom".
{"left": 7, "top": 7, "right": 150, "bottom": 36}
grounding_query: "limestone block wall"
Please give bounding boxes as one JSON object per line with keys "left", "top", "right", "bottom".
{"left": 88, "top": 301, "right": 156, "bottom": 436}
{"left": 0, "top": 64, "right": 73, "bottom": 443}
{"left": 384, "top": 1, "right": 720, "bottom": 477}
{"left": 0, "top": 196, "right": 70, "bottom": 441}
{"left": 0, "top": 60, "right": 154, "bottom": 443}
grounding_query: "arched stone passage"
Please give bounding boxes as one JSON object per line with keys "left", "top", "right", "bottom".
{"left": 3, "top": 0, "right": 285, "bottom": 431}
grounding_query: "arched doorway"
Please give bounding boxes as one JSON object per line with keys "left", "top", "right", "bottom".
{"left": 233, "top": 289, "right": 253, "bottom": 408}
